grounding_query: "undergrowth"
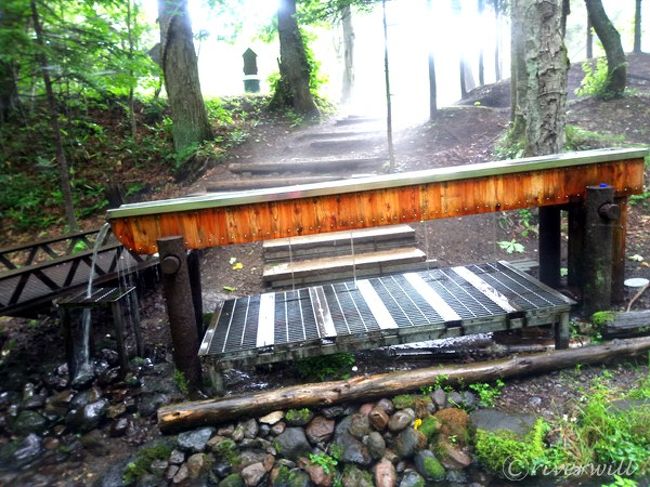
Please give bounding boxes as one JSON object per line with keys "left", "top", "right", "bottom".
{"left": 295, "top": 353, "right": 355, "bottom": 381}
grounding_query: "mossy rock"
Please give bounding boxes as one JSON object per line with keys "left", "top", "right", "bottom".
{"left": 212, "top": 438, "right": 240, "bottom": 467}
{"left": 434, "top": 408, "right": 469, "bottom": 446}
{"left": 219, "top": 473, "right": 245, "bottom": 487}
{"left": 414, "top": 450, "right": 445, "bottom": 482}
{"left": 122, "top": 440, "right": 174, "bottom": 485}
{"left": 591, "top": 311, "right": 615, "bottom": 330}
{"left": 392, "top": 394, "right": 417, "bottom": 410}
{"left": 272, "top": 465, "right": 311, "bottom": 487}
{"left": 418, "top": 416, "right": 440, "bottom": 440}
{"left": 284, "top": 408, "right": 313, "bottom": 426}
{"left": 341, "top": 464, "right": 374, "bottom": 487}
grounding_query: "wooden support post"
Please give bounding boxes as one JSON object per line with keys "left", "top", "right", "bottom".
{"left": 583, "top": 185, "right": 619, "bottom": 317}
{"left": 187, "top": 250, "right": 204, "bottom": 337}
{"left": 129, "top": 290, "right": 144, "bottom": 357}
{"left": 567, "top": 201, "right": 585, "bottom": 290}
{"left": 611, "top": 197, "right": 628, "bottom": 304}
{"left": 539, "top": 206, "right": 562, "bottom": 288}
{"left": 157, "top": 236, "right": 202, "bottom": 394}
{"left": 554, "top": 311, "right": 570, "bottom": 349}
{"left": 111, "top": 301, "right": 128, "bottom": 377}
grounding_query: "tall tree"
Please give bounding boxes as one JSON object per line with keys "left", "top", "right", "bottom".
{"left": 382, "top": 0, "right": 394, "bottom": 169}
{"left": 586, "top": 15, "right": 593, "bottom": 58}
{"left": 158, "top": 0, "right": 212, "bottom": 153}
{"left": 477, "top": 0, "right": 485, "bottom": 86}
{"left": 427, "top": 0, "right": 437, "bottom": 119}
{"left": 491, "top": 0, "right": 503, "bottom": 81}
{"left": 634, "top": 0, "right": 642, "bottom": 54}
{"left": 585, "top": 0, "right": 626, "bottom": 97}
{"left": 340, "top": 4, "right": 354, "bottom": 104}
{"left": 510, "top": 0, "right": 568, "bottom": 156}
{"left": 273, "top": 0, "right": 318, "bottom": 116}
{"left": 30, "top": 0, "right": 77, "bottom": 230}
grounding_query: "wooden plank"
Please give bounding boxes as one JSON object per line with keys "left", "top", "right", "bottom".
{"left": 309, "top": 287, "right": 337, "bottom": 338}
{"left": 110, "top": 156, "right": 646, "bottom": 254}
{"left": 356, "top": 280, "right": 398, "bottom": 329}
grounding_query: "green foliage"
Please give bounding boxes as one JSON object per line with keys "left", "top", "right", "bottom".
{"left": 475, "top": 418, "right": 549, "bottom": 476}
{"left": 392, "top": 394, "right": 417, "bottom": 409}
{"left": 417, "top": 416, "right": 440, "bottom": 440}
{"left": 591, "top": 311, "right": 616, "bottom": 330}
{"left": 329, "top": 443, "right": 343, "bottom": 461}
{"left": 213, "top": 438, "right": 240, "bottom": 467}
{"left": 498, "top": 239, "right": 525, "bottom": 254}
{"left": 469, "top": 380, "right": 505, "bottom": 408}
{"left": 564, "top": 124, "right": 625, "bottom": 151}
{"left": 630, "top": 190, "right": 650, "bottom": 209}
{"left": 493, "top": 127, "right": 525, "bottom": 160}
{"left": 122, "top": 442, "right": 173, "bottom": 485}
{"left": 285, "top": 408, "right": 312, "bottom": 425}
{"left": 576, "top": 58, "right": 621, "bottom": 100}
{"left": 173, "top": 369, "right": 189, "bottom": 396}
{"left": 602, "top": 476, "right": 638, "bottom": 487}
{"left": 309, "top": 452, "right": 338, "bottom": 474}
{"left": 296, "top": 353, "right": 355, "bottom": 381}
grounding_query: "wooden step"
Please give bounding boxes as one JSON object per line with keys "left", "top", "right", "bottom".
{"left": 309, "top": 138, "right": 381, "bottom": 151}
{"left": 335, "top": 116, "right": 380, "bottom": 126}
{"left": 295, "top": 130, "right": 376, "bottom": 141}
{"left": 204, "top": 175, "right": 342, "bottom": 192}
{"left": 263, "top": 247, "right": 426, "bottom": 284}
{"left": 263, "top": 225, "right": 416, "bottom": 262}
{"left": 227, "top": 157, "right": 384, "bottom": 174}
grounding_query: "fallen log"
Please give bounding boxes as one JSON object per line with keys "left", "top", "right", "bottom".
{"left": 600, "top": 310, "right": 650, "bottom": 338}
{"left": 158, "top": 336, "right": 650, "bottom": 433}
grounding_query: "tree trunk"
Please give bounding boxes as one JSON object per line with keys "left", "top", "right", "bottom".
{"left": 585, "top": 0, "right": 627, "bottom": 97}
{"left": 274, "top": 0, "right": 318, "bottom": 117}
{"left": 158, "top": 0, "right": 212, "bottom": 153}
{"left": 586, "top": 16, "right": 593, "bottom": 59}
{"left": 459, "top": 59, "right": 468, "bottom": 98}
{"left": 382, "top": 0, "right": 394, "bottom": 170}
{"left": 158, "top": 336, "right": 650, "bottom": 433}
{"left": 0, "top": 61, "right": 19, "bottom": 124}
{"left": 634, "top": 0, "right": 642, "bottom": 54}
{"left": 30, "top": 0, "right": 78, "bottom": 231}
{"left": 127, "top": 0, "right": 137, "bottom": 140}
{"left": 427, "top": 0, "right": 437, "bottom": 120}
{"left": 478, "top": 0, "right": 485, "bottom": 86}
{"left": 511, "top": 0, "right": 568, "bottom": 156}
{"left": 493, "top": 0, "right": 501, "bottom": 81}
{"left": 340, "top": 5, "right": 354, "bottom": 104}
{"left": 561, "top": 0, "right": 570, "bottom": 38}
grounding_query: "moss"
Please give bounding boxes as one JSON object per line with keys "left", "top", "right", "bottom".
{"left": 122, "top": 441, "right": 173, "bottom": 485}
{"left": 392, "top": 394, "right": 417, "bottom": 409}
{"left": 474, "top": 418, "right": 549, "bottom": 477}
{"left": 213, "top": 438, "right": 240, "bottom": 467}
{"left": 418, "top": 416, "right": 440, "bottom": 440}
{"left": 284, "top": 408, "right": 312, "bottom": 425}
{"left": 218, "top": 473, "right": 244, "bottom": 487}
{"left": 434, "top": 408, "right": 470, "bottom": 446}
{"left": 421, "top": 455, "right": 446, "bottom": 482}
{"left": 592, "top": 311, "right": 615, "bottom": 330}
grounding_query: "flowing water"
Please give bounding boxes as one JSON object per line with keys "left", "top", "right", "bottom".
{"left": 72, "top": 223, "right": 111, "bottom": 384}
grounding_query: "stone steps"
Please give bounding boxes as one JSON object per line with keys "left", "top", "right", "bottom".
{"left": 227, "top": 157, "right": 384, "bottom": 175}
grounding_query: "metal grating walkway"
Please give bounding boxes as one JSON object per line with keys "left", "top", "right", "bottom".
{"left": 200, "top": 261, "right": 574, "bottom": 368}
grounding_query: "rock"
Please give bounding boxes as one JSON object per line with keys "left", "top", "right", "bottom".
{"left": 93, "top": 457, "right": 130, "bottom": 487}
{"left": 98, "top": 366, "right": 121, "bottom": 386}
{"left": 388, "top": 409, "right": 415, "bottom": 432}
{"left": 211, "top": 438, "right": 239, "bottom": 467}
{"left": 337, "top": 433, "right": 371, "bottom": 466}
{"left": 271, "top": 465, "right": 310, "bottom": 487}
{"left": 461, "top": 391, "right": 478, "bottom": 411}
{"left": 259, "top": 411, "right": 284, "bottom": 425}
{"left": 137, "top": 392, "right": 169, "bottom": 417}
{"left": 169, "top": 449, "right": 185, "bottom": 464}
{"left": 150, "top": 459, "right": 169, "bottom": 476}
{"left": 177, "top": 427, "right": 216, "bottom": 453}
{"left": 305, "top": 416, "right": 335, "bottom": 445}
{"left": 219, "top": 473, "right": 245, "bottom": 487}
{"left": 284, "top": 408, "right": 313, "bottom": 427}
{"left": 271, "top": 422, "right": 286, "bottom": 436}
{"left": 304, "top": 462, "right": 332, "bottom": 486}
{"left": 437, "top": 440, "right": 471, "bottom": 470}
{"left": 359, "top": 403, "right": 375, "bottom": 416}
{"left": 70, "top": 387, "right": 102, "bottom": 410}
{"left": 240, "top": 438, "right": 272, "bottom": 450}
{"left": 376, "top": 398, "right": 395, "bottom": 415}
{"left": 100, "top": 348, "right": 120, "bottom": 366}
{"left": 445, "top": 469, "right": 468, "bottom": 484}
{"left": 81, "top": 430, "right": 109, "bottom": 456}
{"left": 167, "top": 465, "right": 179, "bottom": 481}
{"left": 414, "top": 450, "right": 445, "bottom": 482}
{"left": 395, "top": 427, "right": 425, "bottom": 458}
{"left": 321, "top": 405, "right": 351, "bottom": 419}
{"left": 434, "top": 408, "right": 470, "bottom": 445}
{"left": 232, "top": 423, "right": 246, "bottom": 442}
{"left": 213, "top": 460, "right": 232, "bottom": 478}
{"left": 106, "top": 403, "right": 127, "bottom": 419}
{"left": 45, "top": 390, "right": 74, "bottom": 416}
{"left": 241, "top": 462, "right": 266, "bottom": 486}
{"left": 348, "top": 413, "right": 370, "bottom": 439}
{"left": 243, "top": 419, "right": 259, "bottom": 439}
{"left": 469, "top": 409, "right": 537, "bottom": 440}
{"left": 447, "top": 391, "right": 463, "bottom": 408}
{"left": 417, "top": 416, "right": 440, "bottom": 440}
{"left": 399, "top": 470, "right": 425, "bottom": 487}
{"left": 259, "top": 424, "right": 271, "bottom": 437}
{"left": 431, "top": 388, "right": 447, "bottom": 409}
{"left": 369, "top": 407, "right": 390, "bottom": 431}
{"left": 0, "top": 433, "right": 43, "bottom": 469}
{"left": 109, "top": 417, "right": 130, "bottom": 437}
{"left": 218, "top": 424, "right": 235, "bottom": 436}
{"left": 341, "top": 465, "right": 374, "bottom": 487}
{"left": 173, "top": 463, "right": 189, "bottom": 484}
{"left": 66, "top": 398, "right": 109, "bottom": 433}
{"left": 187, "top": 453, "right": 209, "bottom": 479}
{"left": 12, "top": 410, "right": 48, "bottom": 435}
{"left": 71, "top": 366, "right": 95, "bottom": 389}
{"left": 374, "top": 458, "right": 397, "bottom": 487}
{"left": 363, "top": 431, "right": 386, "bottom": 460}
{"left": 273, "top": 428, "right": 311, "bottom": 460}
{"left": 239, "top": 450, "right": 267, "bottom": 468}
{"left": 528, "top": 396, "right": 543, "bottom": 408}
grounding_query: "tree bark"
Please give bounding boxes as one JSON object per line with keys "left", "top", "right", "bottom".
{"left": 127, "top": 0, "right": 137, "bottom": 140}
{"left": 158, "top": 336, "right": 650, "bottom": 433}
{"left": 478, "top": 0, "right": 485, "bottom": 86}
{"left": 158, "top": 0, "right": 212, "bottom": 153}
{"left": 634, "top": 0, "right": 642, "bottom": 54}
{"left": 585, "top": 0, "right": 627, "bottom": 97}
{"left": 0, "top": 61, "right": 19, "bottom": 124}
{"left": 493, "top": 0, "right": 501, "bottom": 81}
{"left": 586, "top": 16, "right": 593, "bottom": 59}
{"left": 427, "top": 0, "right": 437, "bottom": 120}
{"left": 340, "top": 5, "right": 354, "bottom": 104}
{"left": 30, "top": 0, "right": 78, "bottom": 231}
{"left": 274, "top": 0, "right": 318, "bottom": 117}
{"left": 382, "top": 0, "right": 394, "bottom": 170}
{"left": 511, "top": 0, "right": 568, "bottom": 156}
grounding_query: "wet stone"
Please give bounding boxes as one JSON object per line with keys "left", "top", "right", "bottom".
{"left": 320, "top": 405, "right": 351, "bottom": 419}
{"left": 137, "top": 393, "right": 170, "bottom": 417}
{"left": 369, "top": 407, "right": 390, "bottom": 431}
{"left": 71, "top": 367, "right": 95, "bottom": 389}
{"left": 348, "top": 413, "right": 370, "bottom": 439}
{"left": 70, "top": 387, "right": 102, "bottom": 410}
{"left": 65, "top": 398, "right": 109, "bottom": 433}
{"left": 12, "top": 410, "right": 48, "bottom": 435}
{"left": 395, "top": 427, "right": 425, "bottom": 458}
{"left": 364, "top": 431, "right": 386, "bottom": 460}
{"left": 414, "top": 450, "right": 445, "bottom": 482}
{"left": 93, "top": 359, "right": 110, "bottom": 377}
{"left": 217, "top": 424, "right": 235, "bottom": 436}
{"left": 259, "top": 411, "right": 284, "bottom": 425}
{"left": 243, "top": 418, "right": 259, "bottom": 439}
{"left": 241, "top": 462, "right": 266, "bottom": 486}
{"left": 187, "top": 452, "right": 209, "bottom": 479}
{"left": 98, "top": 367, "right": 121, "bottom": 386}
{"left": 150, "top": 458, "right": 169, "bottom": 476}
{"left": 173, "top": 463, "right": 189, "bottom": 484}
{"left": 106, "top": 403, "right": 127, "bottom": 419}
{"left": 177, "top": 427, "right": 215, "bottom": 453}
{"left": 109, "top": 416, "right": 130, "bottom": 437}
{"left": 359, "top": 403, "right": 375, "bottom": 416}
{"left": 0, "top": 433, "right": 43, "bottom": 470}
{"left": 240, "top": 450, "right": 268, "bottom": 468}
{"left": 213, "top": 460, "right": 232, "bottom": 478}
{"left": 258, "top": 424, "right": 271, "bottom": 437}
{"left": 376, "top": 398, "right": 395, "bottom": 415}
{"left": 431, "top": 388, "right": 447, "bottom": 410}
{"left": 273, "top": 427, "right": 311, "bottom": 460}
{"left": 388, "top": 409, "right": 415, "bottom": 432}
{"left": 341, "top": 465, "right": 373, "bottom": 487}
{"left": 337, "top": 432, "right": 371, "bottom": 467}
{"left": 81, "top": 430, "right": 109, "bottom": 456}
{"left": 169, "top": 449, "right": 185, "bottom": 464}
{"left": 232, "top": 423, "right": 245, "bottom": 442}
{"left": 461, "top": 391, "right": 478, "bottom": 410}
{"left": 447, "top": 391, "right": 463, "bottom": 408}
{"left": 166, "top": 465, "right": 180, "bottom": 481}
{"left": 220, "top": 473, "right": 245, "bottom": 487}
{"left": 374, "top": 458, "right": 397, "bottom": 487}
{"left": 271, "top": 422, "right": 286, "bottom": 436}
{"left": 399, "top": 470, "right": 425, "bottom": 487}
{"left": 305, "top": 416, "right": 335, "bottom": 445}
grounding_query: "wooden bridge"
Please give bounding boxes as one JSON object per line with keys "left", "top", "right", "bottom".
{"left": 0, "top": 228, "right": 157, "bottom": 317}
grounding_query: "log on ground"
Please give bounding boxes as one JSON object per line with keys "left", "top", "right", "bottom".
{"left": 158, "top": 336, "right": 650, "bottom": 433}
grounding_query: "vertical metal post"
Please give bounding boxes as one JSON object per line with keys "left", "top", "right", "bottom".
{"left": 187, "top": 250, "right": 204, "bottom": 337}
{"left": 583, "top": 185, "right": 619, "bottom": 317}
{"left": 157, "top": 236, "right": 202, "bottom": 394}
{"left": 611, "top": 197, "right": 628, "bottom": 304}
{"left": 539, "top": 206, "right": 562, "bottom": 288}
